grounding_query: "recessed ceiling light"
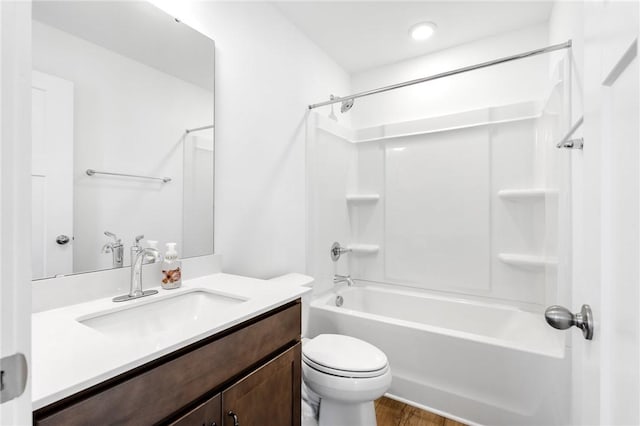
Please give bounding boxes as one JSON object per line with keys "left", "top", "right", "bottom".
{"left": 410, "top": 22, "right": 437, "bottom": 41}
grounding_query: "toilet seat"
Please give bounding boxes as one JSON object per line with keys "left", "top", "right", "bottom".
{"left": 302, "top": 334, "right": 389, "bottom": 378}
{"left": 303, "top": 355, "right": 389, "bottom": 378}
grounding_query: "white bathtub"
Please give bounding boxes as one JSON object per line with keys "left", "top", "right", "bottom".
{"left": 307, "top": 284, "right": 570, "bottom": 426}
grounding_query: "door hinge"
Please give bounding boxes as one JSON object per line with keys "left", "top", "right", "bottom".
{"left": 0, "top": 353, "right": 27, "bottom": 404}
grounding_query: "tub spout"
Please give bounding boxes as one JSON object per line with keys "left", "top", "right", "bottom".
{"left": 333, "top": 274, "right": 353, "bottom": 287}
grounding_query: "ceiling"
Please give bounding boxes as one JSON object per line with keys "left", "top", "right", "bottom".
{"left": 33, "top": 1, "right": 215, "bottom": 91}
{"left": 273, "top": 1, "right": 554, "bottom": 73}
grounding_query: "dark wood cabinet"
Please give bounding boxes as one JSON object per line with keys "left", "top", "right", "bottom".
{"left": 222, "top": 344, "right": 301, "bottom": 426}
{"left": 34, "top": 300, "right": 301, "bottom": 426}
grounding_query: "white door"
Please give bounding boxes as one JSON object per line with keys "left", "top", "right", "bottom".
{"left": 600, "top": 45, "right": 639, "bottom": 424}
{"left": 31, "top": 71, "right": 74, "bottom": 279}
{"left": 573, "top": 1, "right": 640, "bottom": 424}
{"left": 0, "top": 1, "right": 32, "bottom": 425}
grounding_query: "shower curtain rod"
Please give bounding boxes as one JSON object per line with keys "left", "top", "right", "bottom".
{"left": 308, "top": 40, "right": 572, "bottom": 110}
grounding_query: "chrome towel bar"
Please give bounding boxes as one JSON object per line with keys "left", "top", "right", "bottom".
{"left": 185, "top": 124, "right": 214, "bottom": 134}
{"left": 86, "top": 169, "right": 171, "bottom": 183}
{"left": 556, "top": 116, "right": 584, "bottom": 149}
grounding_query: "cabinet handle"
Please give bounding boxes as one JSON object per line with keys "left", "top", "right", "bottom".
{"left": 227, "top": 411, "right": 239, "bottom": 426}
{"left": 210, "top": 422, "right": 217, "bottom": 426}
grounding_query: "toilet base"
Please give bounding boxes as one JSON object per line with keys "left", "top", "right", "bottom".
{"left": 318, "top": 398, "right": 377, "bottom": 426}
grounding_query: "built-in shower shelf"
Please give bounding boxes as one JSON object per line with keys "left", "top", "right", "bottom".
{"left": 347, "top": 244, "right": 380, "bottom": 254}
{"left": 346, "top": 194, "right": 380, "bottom": 203}
{"left": 498, "top": 253, "right": 558, "bottom": 268}
{"left": 498, "top": 188, "right": 558, "bottom": 200}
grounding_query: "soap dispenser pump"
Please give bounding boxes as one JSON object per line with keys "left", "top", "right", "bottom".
{"left": 161, "top": 242, "right": 182, "bottom": 289}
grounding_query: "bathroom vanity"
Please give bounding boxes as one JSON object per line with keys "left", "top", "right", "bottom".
{"left": 31, "top": 272, "right": 309, "bottom": 426}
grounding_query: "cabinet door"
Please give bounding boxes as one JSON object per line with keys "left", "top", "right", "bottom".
{"left": 170, "top": 394, "right": 221, "bottom": 426}
{"left": 222, "top": 344, "right": 301, "bottom": 426}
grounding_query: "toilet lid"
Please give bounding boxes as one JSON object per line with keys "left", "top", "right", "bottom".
{"left": 303, "top": 334, "right": 388, "bottom": 377}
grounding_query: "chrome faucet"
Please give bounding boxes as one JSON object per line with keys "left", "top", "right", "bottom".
{"left": 113, "top": 235, "right": 161, "bottom": 302}
{"left": 102, "top": 231, "right": 123, "bottom": 268}
{"left": 333, "top": 274, "right": 354, "bottom": 287}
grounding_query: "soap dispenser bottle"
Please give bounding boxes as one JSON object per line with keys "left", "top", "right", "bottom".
{"left": 161, "top": 242, "right": 182, "bottom": 289}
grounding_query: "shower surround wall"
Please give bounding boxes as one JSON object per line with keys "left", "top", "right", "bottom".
{"left": 308, "top": 100, "right": 563, "bottom": 309}
{"left": 357, "top": 106, "right": 549, "bottom": 306}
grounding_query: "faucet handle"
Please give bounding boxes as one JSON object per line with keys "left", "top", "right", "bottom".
{"left": 330, "top": 242, "right": 352, "bottom": 262}
{"left": 134, "top": 234, "right": 145, "bottom": 246}
{"left": 104, "top": 231, "right": 121, "bottom": 243}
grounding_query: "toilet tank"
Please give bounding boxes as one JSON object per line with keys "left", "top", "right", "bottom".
{"left": 268, "top": 273, "right": 314, "bottom": 337}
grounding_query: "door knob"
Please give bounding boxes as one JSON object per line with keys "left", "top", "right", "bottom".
{"left": 545, "top": 304, "right": 594, "bottom": 340}
{"left": 55, "top": 235, "right": 70, "bottom": 245}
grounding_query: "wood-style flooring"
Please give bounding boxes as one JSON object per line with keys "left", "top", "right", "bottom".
{"left": 375, "top": 397, "right": 467, "bottom": 426}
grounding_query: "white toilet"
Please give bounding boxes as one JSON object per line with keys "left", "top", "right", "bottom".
{"left": 302, "top": 334, "right": 392, "bottom": 426}
{"left": 268, "top": 273, "right": 392, "bottom": 426}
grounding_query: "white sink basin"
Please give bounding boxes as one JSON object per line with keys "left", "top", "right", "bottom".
{"left": 78, "top": 289, "right": 247, "bottom": 340}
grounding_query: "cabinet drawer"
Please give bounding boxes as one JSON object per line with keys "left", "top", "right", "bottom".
{"left": 35, "top": 302, "right": 301, "bottom": 426}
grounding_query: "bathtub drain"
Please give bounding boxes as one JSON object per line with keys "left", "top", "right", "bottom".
{"left": 335, "top": 295, "right": 343, "bottom": 307}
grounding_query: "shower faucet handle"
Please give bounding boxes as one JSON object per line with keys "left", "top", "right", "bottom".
{"left": 330, "top": 242, "right": 351, "bottom": 262}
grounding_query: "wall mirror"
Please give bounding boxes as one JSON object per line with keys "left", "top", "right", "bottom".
{"left": 31, "top": 1, "right": 215, "bottom": 280}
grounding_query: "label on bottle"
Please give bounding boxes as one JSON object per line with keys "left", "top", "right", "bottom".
{"left": 162, "top": 267, "right": 181, "bottom": 284}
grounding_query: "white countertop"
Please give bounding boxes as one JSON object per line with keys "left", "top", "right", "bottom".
{"left": 32, "top": 273, "right": 310, "bottom": 410}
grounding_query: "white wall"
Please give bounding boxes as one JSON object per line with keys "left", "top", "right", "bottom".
{"left": 150, "top": 1, "right": 351, "bottom": 279}
{"left": 32, "top": 21, "right": 214, "bottom": 274}
{"left": 350, "top": 25, "right": 549, "bottom": 128}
